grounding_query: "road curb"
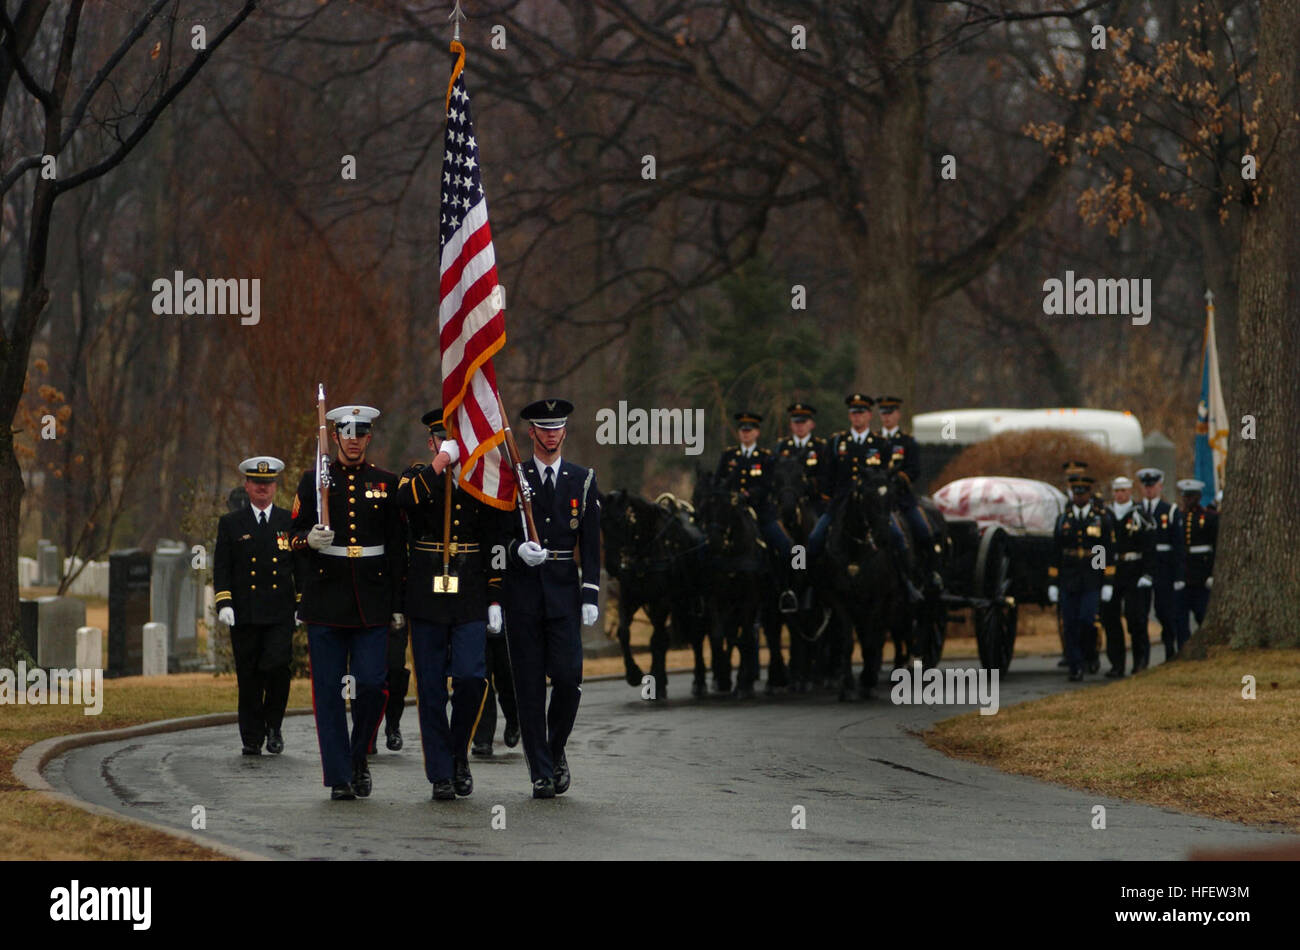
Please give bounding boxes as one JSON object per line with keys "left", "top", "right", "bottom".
{"left": 12, "top": 708, "right": 328, "bottom": 862}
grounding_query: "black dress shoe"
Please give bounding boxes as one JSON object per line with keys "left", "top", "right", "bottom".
{"left": 331, "top": 783, "right": 356, "bottom": 800}
{"left": 471, "top": 740, "right": 494, "bottom": 758}
{"left": 1087, "top": 660, "right": 1100, "bottom": 674}
{"left": 431, "top": 780, "right": 456, "bottom": 801}
{"left": 266, "top": 729, "right": 284, "bottom": 754}
{"left": 352, "top": 762, "right": 372, "bottom": 798}
{"left": 1105, "top": 668, "right": 1124, "bottom": 678}
{"left": 553, "top": 751, "right": 570, "bottom": 795}
{"left": 242, "top": 742, "right": 262, "bottom": 756}
{"left": 778, "top": 590, "right": 798, "bottom": 614}
{"left": 454, "top": 759, "right": 474, "bottom": 796}
{"left": 532, "top": 778, "right": 556, "bottom": 799}
{"left": 1068, "top": 669, "right": 1084, "bottom": 682}
{"left": 386, "top": 727, "right": 403, "bottom": 751}
{"left": 503, "top": 722, "right": 520, "bottom": 748}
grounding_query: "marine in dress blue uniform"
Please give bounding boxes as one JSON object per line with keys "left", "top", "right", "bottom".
{"left": 290, "top": 406, "right": 405, "bottom": 801}
{"left": 214, "top": 456, "right": 298, "bottom": 755}
{"left": 398, "top": 408, "right": 512, "bottom": 800}
{"left": 808, "top": 393, "right": 888, "bottom": 556}
{"left": 714, "top": 411, "right": 797, "bottom": 612}
{"left": 1047, "top": 464, "right": 1117, "bottom": 681}
{"left": 1176, "top": 478, "right": 1217, "bottom": 649}
{"left": 1101, "top": 476, "right": 1155, "bottom": 675}
{"left": 1135, "top": 468, "right": 1185, "bottom": 661}
{"left": 502, "top": 399, "right": 601, "bottom": 799}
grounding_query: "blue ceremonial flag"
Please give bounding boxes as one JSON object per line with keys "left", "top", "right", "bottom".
{"left": 1193, "top": 292, "right": 1227, "bottom": 506}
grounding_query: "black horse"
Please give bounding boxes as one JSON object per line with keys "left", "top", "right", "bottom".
{"left": 693, "top": 471, "right": 766, "bottom": 698}
{"left": 601, "top": 489, "right": 710, "bottom": 700}
{"left": 769, "top": 454, "right": 835, "bottom": 692}
{"left": 822, "top": 465, "right": 907, "bottom": 700}
{"left": 883, "top": 477, "right": 952, "bottom": 669}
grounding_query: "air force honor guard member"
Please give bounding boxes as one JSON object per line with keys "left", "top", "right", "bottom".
{"left": 1047, "top": 464, "right": 1117, "bottom": 681}
{"left": 1136, "top": 468, "right": 1184, "bottom": 660}
{"left": 291, "top": 406, "right": 405, "bottom": 800}
{"left": 398, "top": 409, "right": 510, "bottom": 800}
{"left": 214, "top": 457, "right": 297, "bottom": 755}
{"left": 503, "top": 399, "right": 601, "bottom": 799}
{"left": 1176, "top": 477, "right": 1218, "bottom": 649}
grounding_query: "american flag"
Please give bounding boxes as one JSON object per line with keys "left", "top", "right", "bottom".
{"left": 438, "top": 42, "right": 515, "bottom": 510}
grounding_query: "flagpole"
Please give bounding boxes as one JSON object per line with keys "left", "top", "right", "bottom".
{"left": 496, "top": 392, "right": 541, "bottom": 544}
{"left": 449, "top": 0, "right": 465, "bottom": 41}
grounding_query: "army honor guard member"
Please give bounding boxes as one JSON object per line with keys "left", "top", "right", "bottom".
{"left": 398, "top": 408, "right": 510, "bottom": 800}
{"left": 1101, "top": 476, "right": 1154, "bottom": 676}
{"left": 1176, "top": 477, "right": 1218, "bottom": 649}
{"left": 1048, "top": 463, "right": 1117, "bottom": 681}
{"left": 1136, "top": 467, "right": 1185, "bottom": 660}
{"left": 808, "top": 393, "right": 887, "bottom": 557}
{"left": 714, "top": 411, "right": 797, "bottom": 612}
{"left": 214, "top": 457, "right": 297, "bottom": 755}
{"left": 775, "top": 402, "right": 830, "bottom": 512}
{"left": 502, "top": 399, "right": 601, "bottom": 799}
{"left": 291, "top": 405, "right": 405, "bottom": 800}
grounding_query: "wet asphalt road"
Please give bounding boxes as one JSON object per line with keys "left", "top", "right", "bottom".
{"left": 43, "top": 655, "right": 1288, "bottom": 860}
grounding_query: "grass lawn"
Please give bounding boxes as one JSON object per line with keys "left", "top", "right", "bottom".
{"left": 926, "top": 647, "right": 1300, "bottom": 832}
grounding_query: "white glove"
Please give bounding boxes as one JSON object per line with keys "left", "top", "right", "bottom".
{"left": 1137, "top": 575, "right": 1153, "bottom": 588}
{"left": 1205, "top": 576, "right": 1213, "bottom": 590}
{"left": 1173, "top": 580, "right": 1186, "bottom": 591}
{"left": 307, "top": 524, "right": 335, "bottom": 551}
{"left": 1047, "top": 585, "right": 1059, "bottom": 604}
{"left": 218, "top": 606, "right": 235, "bottom": 626}
{"left": 487, "top": 604, "right": 502, "bottom": 634}
{"left": 1101, "top": 585, "right": 1114, "bottom": 603}
{"left": 581, "top": 603, "right": 599, "bottom": 627}
{"left": 440, "top": 439, "right": 460, "bottom": 465}
{"left": 391, "top": 612, "right": 406, "bottom": 629}
{"left": 518, "top": 540, "right": 547, "bottom": 567}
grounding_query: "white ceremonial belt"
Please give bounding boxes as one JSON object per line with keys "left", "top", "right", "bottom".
{"left": 1155, "top": 543, "right": 1172, "bottom": 551}
{"left": 322, "top": 544, "right": 386, "bottom": 558}
{"left": 1187, "top": 545, "right": 1213, "bottom": 553}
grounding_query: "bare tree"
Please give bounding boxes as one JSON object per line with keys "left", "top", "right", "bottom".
{"left": 0, "top": 0, "right": 256, "bottom": 635}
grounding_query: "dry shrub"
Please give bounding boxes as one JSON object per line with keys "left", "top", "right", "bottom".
{"left": 933, "top": 428, "right": 1136, "bottom": 491}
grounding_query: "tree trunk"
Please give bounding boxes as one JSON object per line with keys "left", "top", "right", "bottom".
{"left": 0, "top": 429, "right": 25, "bottom": 642}
{"left": 1182, "top": 0, "right": 1300, "bottom": 655}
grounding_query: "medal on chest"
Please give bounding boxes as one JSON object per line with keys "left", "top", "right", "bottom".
{"left": 570, "top": 497, "right": 579, "bottom": 529}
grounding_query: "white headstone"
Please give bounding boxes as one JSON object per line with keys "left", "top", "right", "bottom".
{"left": 142, "top": 622, "right": 168, "bottom": 676}
{"left": 18, "top": 556, "right": 38, "bottom": 588}
{"left": 76, "top": 626, "right": 104, "bottom": 670}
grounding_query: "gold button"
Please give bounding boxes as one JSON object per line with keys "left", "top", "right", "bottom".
{"left": 455, "top": 504, "right": 461, "bottom": 510}
{"left": 250, "top": 571, "right": 256, "bottom": 576}
{"left": 273, "top": 584, "right": 278, "bottom": 589}
{"left": 272, "top": 557, "right": 278, "bottom": 563}
{"left": 453, "top": 520, "right": 459, "bottom": 525}
{"left": 349, "top": 511, "right": 355, "bottom": 517}
{"left": 250, "top": 585, "right": 256, "bottom": 590}
{"left": 351, "top": 537, "right": 358, "bottom": 543}
{"left": 350, "top": 522, "right": 356, "bottom": 529}
{"left": 251, "top": 557, "right": 257, "bottom": 562}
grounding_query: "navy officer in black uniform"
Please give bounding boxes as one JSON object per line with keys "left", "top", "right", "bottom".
{"left": 502, "top": 398, "right": 601, "bottom": 799}
{"left": 398, "top": 408, "right": 511, "bottom": 800}
{"left": 290, "top": 405, "right": 405, "bottom": 800}
{"left": 214, "top": 456, "right": 297, "bottom": 755}
{"left": 1047, "top": 464, "right": 1117, "bottom": 681}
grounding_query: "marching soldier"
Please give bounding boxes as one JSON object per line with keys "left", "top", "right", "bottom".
{"left": 808, "top": 393, "right": 887, "bottom": 557}
{"left": 1176, "top": 478, "right": 1218, "bottom": 649}
{"left": 214, "top": 457, "right": 297, "bottom": 755}
{"left": 502, "top": 399, "right": 601, "bottom": 799}
{"left": 1136, "top": 468, "right": 1184, "bottom": 661}
{"left": 878, "top": 395, "right": 938, "bottom": 592}
{"left": 290, "top": 405, "right": 405, "bottom": 801}
{"left": 471, "top": 622, "right": 520, "bottom": 757}
{"left": 715, "top": 411, "right": 796, "bottom": 612}
{"left": 1101, "top": 476, "right": 1154, "bottom": 676}
{"left": 773, "top": 402, "right": 830, "bottom": 511}
{"left": 398, "top": 409, "right": 510, "bottom": 800}
{"left": 1047, "top": 463, "right": 1116, "bottom": 681}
